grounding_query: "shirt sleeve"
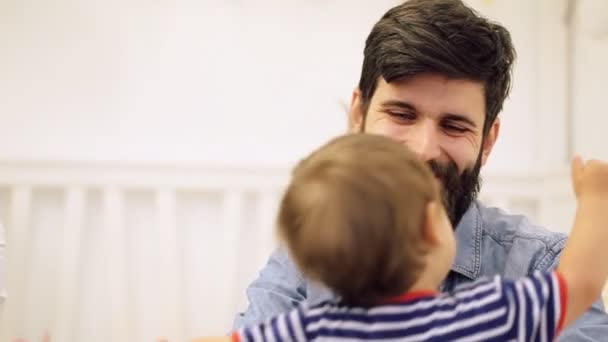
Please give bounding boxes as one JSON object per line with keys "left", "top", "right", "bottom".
{"left": 541, "top": 246, "right": 608, "bottom": 341}
{"left": 233, "top": 248, "right": 308, "bottom": 330}
{"left": 234, "top": 307, "right": 307, "bottom": 342}
{"left": 503, "top": 271, "right": 567, "bottom": 341}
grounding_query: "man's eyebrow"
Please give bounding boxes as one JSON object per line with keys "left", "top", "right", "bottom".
{"left": 380, "top": 100, "right": 418, "bottom": 112}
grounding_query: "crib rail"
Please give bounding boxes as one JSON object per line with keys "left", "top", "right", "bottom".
{"left": 0, "top": 161, "right": 574, "bottom": 341}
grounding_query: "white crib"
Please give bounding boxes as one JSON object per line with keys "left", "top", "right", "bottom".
{"left": 0, "top": 161, "right": 576, "bottom": 342}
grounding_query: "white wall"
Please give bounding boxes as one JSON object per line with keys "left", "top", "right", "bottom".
{"left": 0, "top": 0, "right": 576, "bottom": 173}
{"left": 0, "top": 0, "right": 392, "bottom": 167}
{"left": 468, "top": 0, "right": 546, "bottom": 172}
{"left": 573, "top": 0, "right": 608, "bottom": 160}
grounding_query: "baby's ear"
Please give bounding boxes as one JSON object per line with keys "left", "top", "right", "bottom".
{"left": 422, "top": 201, "right": 442, "bottom": 246}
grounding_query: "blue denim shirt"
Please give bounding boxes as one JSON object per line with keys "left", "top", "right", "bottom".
{"left": 233, "top": 201, "right": 608, "bottom": 340}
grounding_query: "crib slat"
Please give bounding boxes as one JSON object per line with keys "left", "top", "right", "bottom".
{"left": 0, "top": 186, "right": 32, "bottom": 341}
{"left": 53, "top": 187, "right": 85, "bottom": 342}
{"left": 156, "top": 189, "right": 184, "bottom": 342}
{"left": 255, "top": 191, "right": 280, "bottom": 265}
{"left": 221, "top": 189, "right": 243, "bottom": 324}
{"left": 103, "top": 187, "right": 129, "bottom": 342}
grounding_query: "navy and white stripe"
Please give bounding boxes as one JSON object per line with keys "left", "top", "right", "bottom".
{"left": 236, "top": 271, "right": 564, "bottom": 342}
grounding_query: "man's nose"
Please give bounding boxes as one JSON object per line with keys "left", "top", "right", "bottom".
{"left": 404, "top": 121, "right": 442, "bottom": 162}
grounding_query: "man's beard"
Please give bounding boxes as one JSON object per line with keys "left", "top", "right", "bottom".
{"left": 427, "top": 156, "right": 482, "bottom": 227}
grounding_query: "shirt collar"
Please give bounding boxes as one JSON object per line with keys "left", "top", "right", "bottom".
{"left": 450, "top": 201, "right": 483, "bottom": 280}
{"left": 382, "top": 290, "right": 438, "bottom": 304}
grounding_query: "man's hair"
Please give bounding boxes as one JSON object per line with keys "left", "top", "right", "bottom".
{"left": 277, "top": 134, "right": 440, "bottom": 306}
{"left": 358, "top": 0, "right": 516, "bottom": 135}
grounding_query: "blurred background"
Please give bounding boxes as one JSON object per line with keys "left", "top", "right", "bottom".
{"left": 0, "top": 0, "right": 607, "bottom": 340}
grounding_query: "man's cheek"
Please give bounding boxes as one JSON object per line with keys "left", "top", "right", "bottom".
{"left": 369, "top": 124, "right": 406, "bottom": 143}
{"left": 444, "top": 151, "right": 474, "bottom": 174}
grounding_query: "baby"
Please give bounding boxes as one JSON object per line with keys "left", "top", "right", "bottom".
{"left": 196, "top": 133, "right": 608, "bottom": 341}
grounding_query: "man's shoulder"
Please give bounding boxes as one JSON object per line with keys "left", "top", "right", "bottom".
{"left": 476, "top": 203, "right": 567, "bottom": 274}
{"left": 478, "top": 203, "right": 567, "bottom": 246}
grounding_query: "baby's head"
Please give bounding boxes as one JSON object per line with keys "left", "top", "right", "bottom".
{"left": 277, "top": 134, "right": 456, "bottom": 306}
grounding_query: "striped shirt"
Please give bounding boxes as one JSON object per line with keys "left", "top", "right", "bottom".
{"left": 234, "top": 271, "right": 567, "bottom": 342}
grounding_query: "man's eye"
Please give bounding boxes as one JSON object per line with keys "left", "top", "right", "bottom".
{"left": 443, "top": 123, "right": 468, "bottom": 133}
{"left": 388, "top": 112, "right": 416, "bottom": 122}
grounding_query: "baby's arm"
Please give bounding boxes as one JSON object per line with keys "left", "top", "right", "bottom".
{"left": 556, "top": 157, "right": 608, "bottom": 328}
{"left": 192, "top": 308, "right": 304, "bottom": 342}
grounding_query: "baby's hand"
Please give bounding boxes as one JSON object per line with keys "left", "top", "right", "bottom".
{"left": 572, "top": 156, "right": 608, "bottom": 200}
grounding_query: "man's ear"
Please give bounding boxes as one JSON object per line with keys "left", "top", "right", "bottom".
{"left": 480, "top": 118, "right": 500, "bottom": 166}
{"left": 422, "top": 201, "right": 442, "bottom": 246}
{"left": 348, "top": 88, "right": 365, "bottom": 133}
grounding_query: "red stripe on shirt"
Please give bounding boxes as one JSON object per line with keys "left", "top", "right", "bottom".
{"left": 555, "top": 271, "right": 568, "bottom": 335}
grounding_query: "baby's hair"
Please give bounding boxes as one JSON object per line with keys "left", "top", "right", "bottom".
{"left": 277, "top": 134, "right": 440, "bottom": 306}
